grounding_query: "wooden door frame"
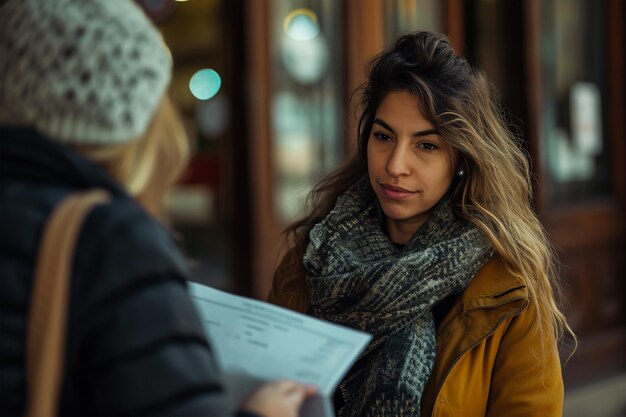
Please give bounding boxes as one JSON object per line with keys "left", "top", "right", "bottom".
{"left": 245, "top": 0, "right": 281, "bottom": 298}
{"left": 344, "top": 0, "right": 386, "bottom": 153}
{"left": 607, "top": 0, "right": 625, "bottom": 204}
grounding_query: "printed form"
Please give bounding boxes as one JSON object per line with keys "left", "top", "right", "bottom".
{"left": 188, "top": 282, "right": 372, "bottom": 417}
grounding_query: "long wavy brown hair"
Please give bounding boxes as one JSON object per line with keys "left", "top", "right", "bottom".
{"left": 280, "top": 31, "right": 574, "bottom": 350}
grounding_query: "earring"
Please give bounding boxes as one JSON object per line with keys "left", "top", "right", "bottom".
{"left": 457, "top": 169, "right": 465, "bottom": 178}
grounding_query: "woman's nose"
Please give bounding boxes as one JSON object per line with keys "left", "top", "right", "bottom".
{"left": 385, "top": 144, "right": 412, "bottom": 177}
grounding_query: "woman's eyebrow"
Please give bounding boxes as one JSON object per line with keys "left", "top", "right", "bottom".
{"left": 373, "top": 118, "right": 439, "bottom": 137}
{"left": 413, "top": 128, "right": 439, "bottom": 137}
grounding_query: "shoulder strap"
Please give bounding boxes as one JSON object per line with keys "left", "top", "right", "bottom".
{"left": 25, "top": 190, "right": 111, "bottom": 417}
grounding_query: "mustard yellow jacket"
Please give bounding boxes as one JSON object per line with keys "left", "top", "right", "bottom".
{"left": 267, "top": 252, "right": 564, "bottom": 417}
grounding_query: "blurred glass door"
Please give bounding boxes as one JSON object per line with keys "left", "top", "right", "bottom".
{"left": 384, "top": 0, "right": 443, "bottom": 41}
{"left": 540, "top": 0, "right": 625, "bottom": 388}
{"left": 139, "top": 0, "right": 247, "bottom": 292}
{"left": 542, "top": 0, "right": 611, "bottom": 203}
{"left": 270, "top": 1, "right": 345, "bottom": 222}
{"left": 465, "top": 0, "right": 626, "bottom": 390}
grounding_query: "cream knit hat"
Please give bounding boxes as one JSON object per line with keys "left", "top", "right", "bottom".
{"left": 0, "top": 0, "right": 172, "bottom": 145}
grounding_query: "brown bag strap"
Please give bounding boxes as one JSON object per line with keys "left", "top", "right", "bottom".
{"left": 25, "top": 190, "right": 111, "bottom": 417}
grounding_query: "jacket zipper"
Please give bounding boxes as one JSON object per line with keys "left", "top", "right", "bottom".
{"left": 430, "top": 297, "right": 529, "bottom": 415}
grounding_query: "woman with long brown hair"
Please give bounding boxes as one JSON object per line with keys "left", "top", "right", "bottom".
{"left": 269, "top": 31, "right": 573, "bottom": 417}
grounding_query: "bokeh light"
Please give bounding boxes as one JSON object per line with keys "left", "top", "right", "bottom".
{"left": 283, "top": 8, "right": 320, "bottom": 41}
{"left": 189, "top": 69, "right": 221, "bottom": 100}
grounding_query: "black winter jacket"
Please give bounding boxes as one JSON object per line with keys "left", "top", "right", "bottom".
{"left": 0, "top": 127, "right": 255, "bottom": 417}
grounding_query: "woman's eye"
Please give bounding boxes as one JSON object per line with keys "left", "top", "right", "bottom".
{"left": 418, "top": 142, "right": 438, "bottom": 151}
{"left": 373, "top": 132, "right": 392, "bottom": 142}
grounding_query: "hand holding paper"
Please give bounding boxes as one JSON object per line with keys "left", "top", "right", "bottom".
{"left": 188, "top": 283, "right": 372, "bottom": 417}
{"left": 240, "top": 380, "right": 318, "bottom": 417}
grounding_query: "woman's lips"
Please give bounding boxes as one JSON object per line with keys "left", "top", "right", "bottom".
{"left": 379, "top": 183, "right": 416, "bottom": 201}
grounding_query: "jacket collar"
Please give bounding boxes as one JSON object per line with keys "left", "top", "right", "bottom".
{"left": 0, "top": 126, "right": 128, "bottom": 197}
{"left": 437, "top": 254, "right": 528, "bottom": 334}
{"left": 461, "top": 254, "right": 528, "bottom": 313}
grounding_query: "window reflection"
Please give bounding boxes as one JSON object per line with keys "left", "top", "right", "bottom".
{"left": 543, "top": 0, "right": 611, "bottom": 203}
{"left": 271, "top": 0, "right": 344, "bottom": 222}
{"left": 384, "top": 0, "right": 442, "bottom": 42}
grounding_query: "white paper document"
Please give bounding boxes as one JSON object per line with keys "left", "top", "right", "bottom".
{"left": 188, "top": 282, "right": 372, "bottom": 417}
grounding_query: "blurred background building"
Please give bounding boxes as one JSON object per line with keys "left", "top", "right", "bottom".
{"left": 135, "top": 0, "right": 625, "bottom": 415}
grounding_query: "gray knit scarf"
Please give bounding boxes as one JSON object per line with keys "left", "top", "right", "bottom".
{"left": 303, "top": 176, "right": 493, "bottom": 417}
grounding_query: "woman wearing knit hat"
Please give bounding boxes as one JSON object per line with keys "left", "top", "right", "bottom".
{"left": 0, "top": 1, "right": 314, "bottom": 416}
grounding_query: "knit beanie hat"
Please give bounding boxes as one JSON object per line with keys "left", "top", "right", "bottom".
{"left": 0, "top": 0, "right": 172, "bottom": 145}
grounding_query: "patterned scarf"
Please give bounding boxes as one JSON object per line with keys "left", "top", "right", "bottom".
{"left": 304, "top": 176, "right": 493, "bottom": 417}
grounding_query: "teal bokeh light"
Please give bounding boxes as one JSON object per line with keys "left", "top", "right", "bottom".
{"left": 189, "top": 69, "right": 221, "bottom": 100}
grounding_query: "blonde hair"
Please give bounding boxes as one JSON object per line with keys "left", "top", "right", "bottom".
{"left": 74, "top": 95, "right": 190, "bottom": 219}
{"left": 284, "top": 31, "right": 575, "bottom": 355}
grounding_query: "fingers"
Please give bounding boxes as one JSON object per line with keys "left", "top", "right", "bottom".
{"left": 238, "top": 380, "right": 318, "bottom": 417}
{"left": 303, "top": 384, "right": 317, "bottom": 397}
{"left": 269, "top": 380, "right": 317, "bottom": 404}
{"left": 266, "top": 380, "right": 316, "bottom": 394}
{"left": 272, "top": 380, "right": 299, "bottom": 394}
